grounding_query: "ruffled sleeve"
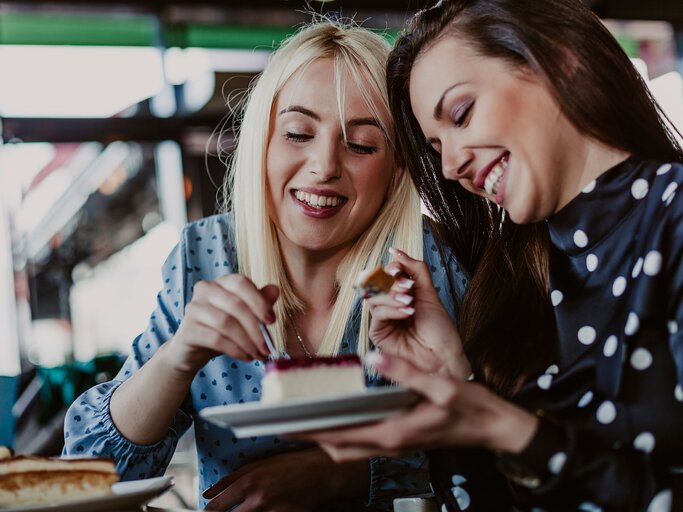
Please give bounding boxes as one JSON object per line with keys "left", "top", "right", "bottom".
{"left": 63, "top": 234, "right": 193, "bottom": 480}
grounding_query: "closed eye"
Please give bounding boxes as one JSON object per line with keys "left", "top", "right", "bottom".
{"left": 285, "top": 131, "right": 312, "bottom": 142}
{"left": 346, "top": 141, "right": 377, "bottom": 155}
{"left": 452, "top": 101, "right": 474, "bottom": 127}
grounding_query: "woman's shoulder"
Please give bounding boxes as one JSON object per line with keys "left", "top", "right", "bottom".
{"left": 181, "top": 212, "right": 236, "bottom": 246}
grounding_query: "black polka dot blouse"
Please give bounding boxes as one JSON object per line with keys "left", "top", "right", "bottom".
{"left": 431, "top": 158, "right": 683, "bottom": 512}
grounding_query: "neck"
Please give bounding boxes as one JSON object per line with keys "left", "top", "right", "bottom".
{"left": 556, "top": 137, "right": 631, "bottom": 213}
{"left": 279, "top": 238, "right": 351, "bottom": 311}
{"left": 277, "top": 235, "right": 353, "bottom": 356}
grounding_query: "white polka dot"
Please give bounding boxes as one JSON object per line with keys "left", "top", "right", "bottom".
{"left": 578, "top": 326, "right": 596, "bottom": 345}
{"left": 451, "top": 485, "right": 471, "bottom": 510}
{"left": 633, "top": 432, "right": 655, "bottom": 453}
{"left": 632, "top": 257, "right": 643, "bottom": 278}
{"left": 643, "top": 251, "right": 662, "bottom": 276}
{"left": 603, "top": 335, "right": 618, "bottom": 357}
{"left": 582, "top": 180, "right": 596, "bottom": 193}
{"left": 579, "top": 502, "right": 603, "bottom": 512}
{"left": 631, "top": 178, "right": 649, "bottom": 199}
{"left": 630, "top": 347, "right": 653, "bottom": 370}
{"left": 625, "top": 312, "right": 640, "bottom": 336}
{"left": 551, "top": 290, "right": 563, "bottom": 306}
{"left": 573, "top": 230, "right": 588, "bottom": 248}
{"left": 537, "top": 374, "right": 553, "bottom": 390}
{"left": 611, "top": 276, "right": 627, "bottom": 297}
{"left": 578, "top": 390, "right": 594, "bottom": 408}
{"left": 586, "top": 254, "right": 598, "bottom": 272}
{"left": 675, "top": 384, "right": 683, "bottom": 402}
{"left": 451, "top": 474, "right": 467, "bottom": 485}
{"left": 669, "top": 320, "right": 679, "bottom": 334}
{"left": 656, "top": 163, "right": 672, "bottom": 175}
{"left": 548, "top": 452, "right": 567, "bottom": 475}
{"left": 545, "top": 364, "right": 559, "bottom": 375}
{"left": 662, "top": 182, "right": 678, "bottom": 203}
{"left": 647, "top": 489, "right": 672, "bottom": 512}
{"left": 596, "top": 400, "right": 617, "bottom": 424}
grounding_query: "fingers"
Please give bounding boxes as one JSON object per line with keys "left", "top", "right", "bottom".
{"left": 365, "top": 352, "right": 460, "bottom": 408}
{"left": 216, "top": 275, "right": 278, "bottom": 324}
{"left": 385, "top": 248, "right": 439, "bottom": 301}
{"left": 188, "top": 277, "right": 282, "bottom": 359}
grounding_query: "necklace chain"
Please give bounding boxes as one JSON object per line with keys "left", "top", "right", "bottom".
{"left": 289, "top": 315, "right": 313, "bottom": 358}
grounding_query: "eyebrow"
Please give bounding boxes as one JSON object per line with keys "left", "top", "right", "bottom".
{"left": 279, "top": 106, "right": 381, "bottom": 129}
{"left": 278, "top": 105, "right": 320, "bottom": 121}
{"left": 434, "top": 81, "right": 468, "bottom": 119}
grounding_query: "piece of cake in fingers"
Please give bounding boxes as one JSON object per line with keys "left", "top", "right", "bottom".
{"left": 355, "top": 266, "right": 395, "bottom": 298}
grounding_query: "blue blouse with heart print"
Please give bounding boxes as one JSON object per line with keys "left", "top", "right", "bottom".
{"left": 62, "top": 212, "right": 468, "bottom": 511}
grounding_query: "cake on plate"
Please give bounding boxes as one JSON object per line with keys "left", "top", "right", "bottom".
{"left": 0, "top": 453, "right": 119, "bottom": 507}
{"left": 261, "top": 355, "right": 366, "bottom": 403}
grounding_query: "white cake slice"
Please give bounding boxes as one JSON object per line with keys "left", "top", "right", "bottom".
{"left": 261, "top": 355, "right": 366, "bottom": 403}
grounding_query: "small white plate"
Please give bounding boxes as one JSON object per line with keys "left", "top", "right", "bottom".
{"left": 200, "top": 387, "right": 419, "bottom": 437}
{"left": 5, "top": 475, "right": 174, "bottom": 512}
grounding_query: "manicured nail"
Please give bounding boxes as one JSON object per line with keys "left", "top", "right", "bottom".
{"left": 202, "top": 485, "right": 213, "bottom": 498}
{"left": 397, "top": 278, "right": 414, "bottom": 289}
{"left": 396, "top": 294, "right": 413, "bottom": 305}
{"left": 364, "top": 351, "right": 388, "bottom": 371}
{"left": 399, "top": 307, "right": 415, "bottom": 315}
{"left": 388, "top": 266, "right": 401, "bottom": 277}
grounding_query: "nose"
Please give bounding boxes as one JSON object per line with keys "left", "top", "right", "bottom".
{"left": 441, "top": 143, "right": 474, "bottom": 182}
{"left": 309, "top": 137, "right": 341, "bottom": 183}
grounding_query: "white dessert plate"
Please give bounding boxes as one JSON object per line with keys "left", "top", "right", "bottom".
{"left": 4, "top": 475, "right": 174, "bottom": 512}
{"left": 200, "top": 387, "right": 419, "bottom": 437}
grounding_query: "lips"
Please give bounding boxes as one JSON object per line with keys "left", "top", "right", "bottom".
{"left": 293, "top": 190, "right": 344, "bottom": 208}
{"left": 473, "top": 152, "right": 510, "bottom": 196}
{"left": 291, "top": 188, "right": 348, "bottom": 218}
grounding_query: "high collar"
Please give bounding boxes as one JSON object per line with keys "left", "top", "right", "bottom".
{"left": 547, "top": 156, "right": 643, "bottom": 255}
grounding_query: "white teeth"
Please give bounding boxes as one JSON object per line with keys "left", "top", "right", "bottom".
{"left": 483, "top": 156, "right": 509, "bottom": 196}
{"left": 294, "top": 190, "right": 342, "bottom": 208}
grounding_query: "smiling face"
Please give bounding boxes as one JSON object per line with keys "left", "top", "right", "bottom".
{"left": 266, "top": 57, "right": 394, "bottom": 255}
{"left": 409, "top": 36, "right": 588, "bottom": 223}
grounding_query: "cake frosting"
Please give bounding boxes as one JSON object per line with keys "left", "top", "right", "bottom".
{"left": 261, "top": 355, "right": 365, "bottom": 403}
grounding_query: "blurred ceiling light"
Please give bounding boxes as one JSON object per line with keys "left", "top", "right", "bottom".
{"left": 164, "top": 47, "right": 269, "bottom": 85}
{"left": 0, "top": 45, "right": 164, "bottom": 117}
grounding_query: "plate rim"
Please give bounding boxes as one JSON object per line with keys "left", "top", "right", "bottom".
{"left": 4, "top": 475, "right": 174, "bottom": 512}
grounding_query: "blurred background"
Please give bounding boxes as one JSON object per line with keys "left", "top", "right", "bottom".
{"left": 0, "top": 0, "right": 681, "bottom": 508}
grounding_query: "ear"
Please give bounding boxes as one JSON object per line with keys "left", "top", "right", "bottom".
{"left": 387, "top": 163, "right": 407, "bottom": 198}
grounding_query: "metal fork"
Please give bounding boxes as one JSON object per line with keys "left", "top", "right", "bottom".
{"left": 258, "top": 321, "right": 290, "bottom": 360}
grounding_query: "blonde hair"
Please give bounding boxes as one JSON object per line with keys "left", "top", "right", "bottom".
{"left": 221, "top": 20, "right": 423, "bottom": 356}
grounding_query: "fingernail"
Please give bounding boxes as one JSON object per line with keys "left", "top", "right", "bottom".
{"left": 396, "top": 294, "right": 413, "bottom": 305}
{"left": 397, "top": 278, "right": 414, "bottom": 289}
{"left": 388, "top": 247, "right": 397, "bottom": 256}
{"left": 388, "top": 266, "right": 401, "bottom": 277}
{"left": 364, "top": 351, "right": 388, "bottom": 371}
{"left": 202, "top": 485, "right": 213, "bottom": 498}
{"left": 399, "top": 307, "right": 415, "bottom": 315}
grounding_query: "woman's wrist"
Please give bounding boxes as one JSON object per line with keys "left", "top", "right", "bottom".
{"left": 484, "top": 398, "right": 539, "bottom": 454}
{"left": 156, "top": 339, "right": 201, "bottom": 386}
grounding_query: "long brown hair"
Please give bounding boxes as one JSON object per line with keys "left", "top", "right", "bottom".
{"left": 388, "top": 0, "right": 683, "bottom": 396}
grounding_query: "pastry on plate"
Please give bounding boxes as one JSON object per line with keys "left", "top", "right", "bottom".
{"left": 0, "top": 454, "right": 119, "bottom": 507}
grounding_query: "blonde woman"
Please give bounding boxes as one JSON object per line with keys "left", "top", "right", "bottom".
{"left": 64, "top": 21, "right": 467, "bottom": 511}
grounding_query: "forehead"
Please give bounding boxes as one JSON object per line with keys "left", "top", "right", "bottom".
{"left": 409, "top": 38, "right": 479, "bottom": 114}
{"left": 276, "top": 57, "right": 386, "bottom": 122}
